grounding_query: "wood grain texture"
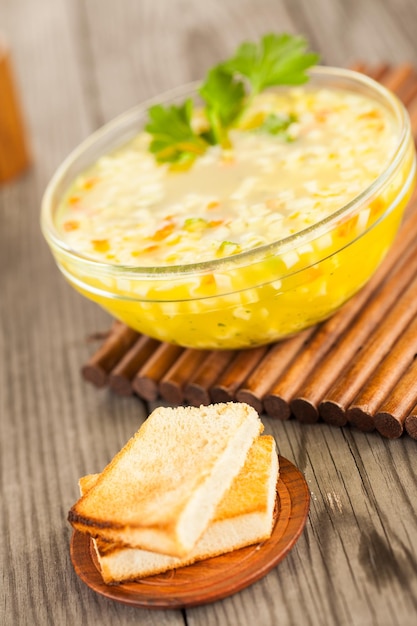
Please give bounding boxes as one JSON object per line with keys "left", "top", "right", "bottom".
{"left": 1, "top": 1, "right": 417, "bottom": 625}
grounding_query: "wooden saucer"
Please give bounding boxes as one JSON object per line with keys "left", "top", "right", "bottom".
{"left": 70, "top": 456, "right": 310, "bottom": 609}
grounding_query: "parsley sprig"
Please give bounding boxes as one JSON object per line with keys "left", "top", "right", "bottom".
{"left": 145, "top": 33, "right": 319, "bottom": 167}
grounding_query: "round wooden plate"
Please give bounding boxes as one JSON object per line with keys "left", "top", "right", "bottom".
{"left": 70, "top": 456, "right": 310, "bottom": 609}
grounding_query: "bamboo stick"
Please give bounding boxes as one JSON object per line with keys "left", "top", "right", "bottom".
{"left": 348, "top": 61, "right": 367, "bottom": 73}
{"left": 159, "top": 349, "right": 207, "bottom": 404}
{"left": 132, "top": 343, "right": 184, "bottom": 401}
{"left": 347, "top": 316, "right": 417, "bottom": 432}
{"left": 397, "top": 76, "right": 417, "bottom": 107}
{"left": 184, "top": 350, "right": 236, "bottom": 406}
{"left": 405, "top": 412, "right": 417, "bottom": 440}
{"left": 319, "top": 273, "right": 417, "bottom": 426}
{"left": 239, "top": 327, "right": 314, "bottom": 417}
{"left": 82, "top": 324, "right": 139, "bottom": 387}
{"left": 408, "top": 97, "right": 417, "bottom": 140}
{"left": 108, "top": 335, "right": 159, "bottom": 396}
{"left": 366, "top": 63, "right": 390, "bottom": 82}
{"left": 373, "top": 356, "right": 417, "bottom": 438}
{"left": 210, "top": 346, "right": 269, "bottom": 403}
{"left": 381, "top": 63, "right": 414, "bottom": 93}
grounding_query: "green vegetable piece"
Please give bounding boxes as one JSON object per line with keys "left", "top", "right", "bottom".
{"left": 217, "top": 241, "right": 241, "bottom": 257}
{"left": 258, "top": 112, "right": 297, "bottom": 137}
{"left": 145, "top": 99, "right": 208, "bottom": 165}
{"left": 183, "top": 217, "right": 209, "bottom": 231}
{"left": 222, "top": 33, "right": 320, "bottom": 95}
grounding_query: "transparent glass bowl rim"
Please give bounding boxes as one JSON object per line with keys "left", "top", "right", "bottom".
{"left": 41, "top": 66, "right": 412, "bottom": 278}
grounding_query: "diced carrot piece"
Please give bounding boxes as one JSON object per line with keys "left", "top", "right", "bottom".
{"left": 151, "top": 223, "right": 175, "bottom": 241}
{"left": 83, "top": 177, "right": 100, "bottom": 190}
{"left": 143, "top": 245, "right": 159, "bottom": 254}
{"left": 63, "top": 220, "right": 79, "bottom": 232}
{"left": 68, "top": 195, "right": 81, "bottom": 205}
{"left": 131, "top": 245, "right": 159, "bottom": 257}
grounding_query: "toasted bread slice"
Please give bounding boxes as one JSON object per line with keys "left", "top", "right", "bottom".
{"left": 68, "top": 402, "right": 263, "bottom": 557}
{"left": 80, "top": 435, "right": 279, "bottom": 583}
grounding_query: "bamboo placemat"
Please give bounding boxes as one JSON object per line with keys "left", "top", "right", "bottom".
{"left": 81, "top": 64, "right": 417, "bottom": 440}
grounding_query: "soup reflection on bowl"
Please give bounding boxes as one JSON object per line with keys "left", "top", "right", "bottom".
{"left": 41, "top": 67, "right": 416, "bottom": 349}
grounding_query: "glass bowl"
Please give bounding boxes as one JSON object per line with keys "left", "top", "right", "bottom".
{"left": 41, "top": 67, "right": 416, "bottom": 349}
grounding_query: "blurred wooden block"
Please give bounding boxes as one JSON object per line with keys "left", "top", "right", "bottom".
{"left": 0, "top": 38, "right": 31, "bottom": 183}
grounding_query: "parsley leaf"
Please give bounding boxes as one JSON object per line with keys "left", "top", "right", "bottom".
{"left": 145, "top": 99, "right": 208, "bottom": 166}
{"left": 222, "top": 33, "right": 320, "bottom": 95}
{"left": 198, "top": 67, "right": 246, "bottom": 148}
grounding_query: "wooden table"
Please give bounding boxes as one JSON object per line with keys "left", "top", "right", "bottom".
{"left": 2, "top": 1, "right": 417, "bottom": 624}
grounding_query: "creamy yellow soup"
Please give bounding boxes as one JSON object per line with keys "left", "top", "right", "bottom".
{"left": 53, "top": 86, "right": 416, "bottom": 348}
{"left": 57, "top": 88, "right": 397, "bottom": 265}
